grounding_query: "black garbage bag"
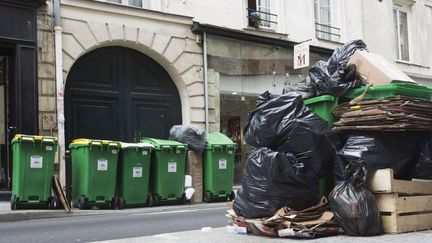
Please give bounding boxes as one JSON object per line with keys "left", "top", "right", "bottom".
{"left": 338, "top": 133, "right": 419, "bottom": 180}
{"left": 169, "top": 125, "right": 206, "bottom": 154}
{"left": 282, "top": 79, "right": 316, "bottom": 99}
{"left": 308, "top": 39, "right": 367, "bottom": 97}
{"left": 329, "top": 162, "right": 383, "bottom": 236}
{"left": 244, "top": 91, "right": 341, "bottom": 176}
{"left": 244, "top": 92, "right": 305, "bottom": 149}
{"left": 327, "top": 39, "right": 368, "bottom": 75}
{"left": 233, "top": 147, "right": 319, "bottom": 218}
{"left": 412, "top": 134, "right": 432, "bottom": 180}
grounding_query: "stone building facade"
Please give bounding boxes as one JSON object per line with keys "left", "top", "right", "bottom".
{"left": 37, "top": 0, "right": 210, "bottom": 138}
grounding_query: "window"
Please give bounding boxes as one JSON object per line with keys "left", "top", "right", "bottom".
{"left": 314, "top": 0, "right": 340, "bottom": 42}
{"left": 247, "top": 0, "right": 277, "bottom": 29}
{"left": 393, "top": 8, "right": 410, "bottom": 61}
{"left": 105, "top": 0, "right": 144, "bottom": 8}
{"left": 257, "top": 0, "right": 271, "bottom": 28}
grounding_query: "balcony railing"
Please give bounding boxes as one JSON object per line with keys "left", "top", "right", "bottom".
{"left": 315, "top": 22, "right": 341, "bottom": 42}
{"left": 247, "top": 8, "right": 277, "bottom": 30}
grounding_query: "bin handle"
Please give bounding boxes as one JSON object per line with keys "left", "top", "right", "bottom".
{"left": 20, "top": 135, "right": 36, "bottom": 142}
{"left": 161, "top": 145, "right": 171, "bottom": 151}
{"left": 42, "top": 137, "right": 56, "bottom": 143}
{"left": 212, "top": 144, "right": 222, "bottom": 151}
{"left": 108, "top": 142, "right": 119, "bottom": 148}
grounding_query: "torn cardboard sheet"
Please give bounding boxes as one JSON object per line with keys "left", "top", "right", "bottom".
{"left": 227, "top": 197, "right": 340, "bottom": 239}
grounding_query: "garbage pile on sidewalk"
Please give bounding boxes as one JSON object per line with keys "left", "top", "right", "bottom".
{"left": 233, "top": 92, "right": 340, "bottom": 219}
{"left": 227, "top": 39, "right": 432, "bottom": 238}
{"left": 228, "top": 197, "right": 339, "bottom": 238}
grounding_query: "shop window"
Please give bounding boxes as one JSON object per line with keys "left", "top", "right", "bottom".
{"left": 314, "top": 0, "right": 341, "bottom": 42}
{"left": 206, "top": 35, "right": 331, "bottom": 184}
{"left": 393, "top": 7, "right": 410, "bottom": 61}
{"left": 247, "top": 0, "right": 277, "bottom": 29}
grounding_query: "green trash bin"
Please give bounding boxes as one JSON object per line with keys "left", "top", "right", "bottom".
{"left": 11, "top": 134, "right": 57, "bottom": 210}
{"left": 203, "top": 132, "right": 237, "bottom": 203}
{"left": 304, "top": 95, "right": 339, "bottom": 126}
{"left": 304, "top": 96, "right": 338, "bottom": 197}
{"left": 117, "top": 142, "right": 154, "bottom": 209}
{"left": 342, "top": 83, "right": 432, "bottom": 100}
{"left": 70, "top": 139, "right": 120, "bottom": 209}
{"left": 141, "top": 138, "right": 187, "bottom": 205}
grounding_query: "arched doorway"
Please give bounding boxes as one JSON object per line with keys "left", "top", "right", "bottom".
{"left": 65, "top": 46, "right": 182, "bottom": 144}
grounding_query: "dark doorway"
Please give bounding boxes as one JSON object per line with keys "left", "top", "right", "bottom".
{"left": 0, "top": 0, "right": 43, "bottom": 196}
{"left": 0, "top": 54, "right": 9, "bottom": 190}
{"left": 0, "top": 46, "right": 19, "bottom": 191}
{"left": 65, "top": 46, "right": 182, "bottom": 144}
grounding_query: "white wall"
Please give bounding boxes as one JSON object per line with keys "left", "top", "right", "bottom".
{"left": 159, "top": 0, "right": 432, "bottom": 85}
{"left": 162, "top": 0, "right": 246, "bottom": 29}
{"left": 361, "top": 0, "right": 432, "bottom": 86}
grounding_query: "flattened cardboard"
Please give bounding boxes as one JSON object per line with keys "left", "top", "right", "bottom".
{"left": 347, "top": 50, "right": 415, "bottom": 85}
{"left": 187, "top": 150, "right": 203, "bottom": 203}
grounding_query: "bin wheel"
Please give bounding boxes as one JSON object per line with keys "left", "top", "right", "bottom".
{"left": 152, "top": 194, "right": 160, "bottom": 206}
{"left": 77, "top": 196, "right": 87, "bottom": 210}
{"left": 10, "top": 195, "right": 17, "bottom": 210}
{"left": 228, "top": 191, "right": 236, "bottom": 201}
{"left": 204, "top": 191, "right": 212, "bottom": 203}
{"left": 146, "top": 194, "right": 153, "bottom": 207}
{"left": 118, "top": 196, "right": 125, "bottom": 209}
{"left": 180, "top": 193, "right": 187, "bottom": 204}
{"left": 48, "top": 195, "right": 59, "bottom": 209}
{"left": 109, "top": 197, "right": 117, "bottom": 209}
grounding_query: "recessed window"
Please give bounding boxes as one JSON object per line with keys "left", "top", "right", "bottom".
{"left": 393, "top": 8, "right": 410, "bottom": 61}
{"left": 247, "top": 0, "right": 277, "bottom": 29}
{"left": 314, "top": 0, "right": 340, "bottom": 42}
{"left": 105, "top": 0, "right": 144, "bottom": 8}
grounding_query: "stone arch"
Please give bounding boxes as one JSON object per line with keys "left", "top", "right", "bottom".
{"left": 63, "top": 37, "right": 199, "bottom": 125}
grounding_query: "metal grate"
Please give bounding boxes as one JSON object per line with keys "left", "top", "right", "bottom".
{"left": 246, "top": 8, "right": 277, "bottom": 29}
{"left": 315, "top": 22, "right": 341, "bottom": 42}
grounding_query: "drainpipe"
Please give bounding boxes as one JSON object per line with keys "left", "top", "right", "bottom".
{"left": 53, "top": 0, "right": 66, "bottom": 187}
{"left": 203, "top": 32, "right": 209, "bottom": 133}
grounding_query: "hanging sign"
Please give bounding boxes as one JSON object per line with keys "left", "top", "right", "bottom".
{"left": 294, "top": 42, "right": 310, "bottom": 69}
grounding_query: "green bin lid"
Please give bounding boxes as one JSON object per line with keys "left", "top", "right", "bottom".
{"left": 12, "top": 134, "right": 57, "bottom": 144}
{"left": 69, "top": 138, "right": 121, "bottom": 149}
{"left": 205, "top": 132, "right": 236, "bottom": 149}
{"left": 140, "top": 138, "right": 187, "bottom": 150}
{"left": 304, "top": 95, "right": 336, "bottom": 105}
{"left": 343, "top": 83, "right": 432, "bottom": 99}
{"left": 120, "top": 142, "right": 154, "bottom": 150}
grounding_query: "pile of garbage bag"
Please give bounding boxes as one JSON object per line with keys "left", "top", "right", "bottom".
{"left": 337, "top": 132, "right": 420, "bottom": 180}
{"left": 233, "top": 148, "right": 318, "bottom": 218}
{"left": 285, "top": 39, "right": 367, "bottom": 98}
{"left": 229, "top": 38, "right": 432, "bottom": 238}
{"left": 234, "top": 91, "right": 341, "bottom": 218}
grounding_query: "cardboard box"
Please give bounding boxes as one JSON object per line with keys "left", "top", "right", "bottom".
{"left": 347, "top": 50, "right": 416, "bottom": 85}
{"left": 187, "top": 150, "right": 203, "bottom": 203}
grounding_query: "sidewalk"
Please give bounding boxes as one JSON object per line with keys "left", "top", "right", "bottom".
{"left": 0, "top": 201, "right": 104, "bottom": 222}
{"left": 94, "top": 227, "right": 432, "bottom": 243}
{"left": 0, "top": 201, "right": 228, "bottom": 222}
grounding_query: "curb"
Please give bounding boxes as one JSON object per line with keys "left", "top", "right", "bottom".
{"left": 0, "top": 211, "right": 75, "bottom": 222}
{"left": 0, "top": 202, "right": 228, "bottom": 222}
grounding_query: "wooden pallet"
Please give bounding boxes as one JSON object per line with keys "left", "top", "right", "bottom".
{"left": 367, "top": 169, "right": 432, "bottom": 234}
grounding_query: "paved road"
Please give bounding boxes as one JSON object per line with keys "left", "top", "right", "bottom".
{"left": 0, "top": 203, "right": 227, "bottom": 243}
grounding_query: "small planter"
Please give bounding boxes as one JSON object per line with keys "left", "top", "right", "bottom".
{"left": 249, "top": 11, "right": 262, "bottom": 28}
